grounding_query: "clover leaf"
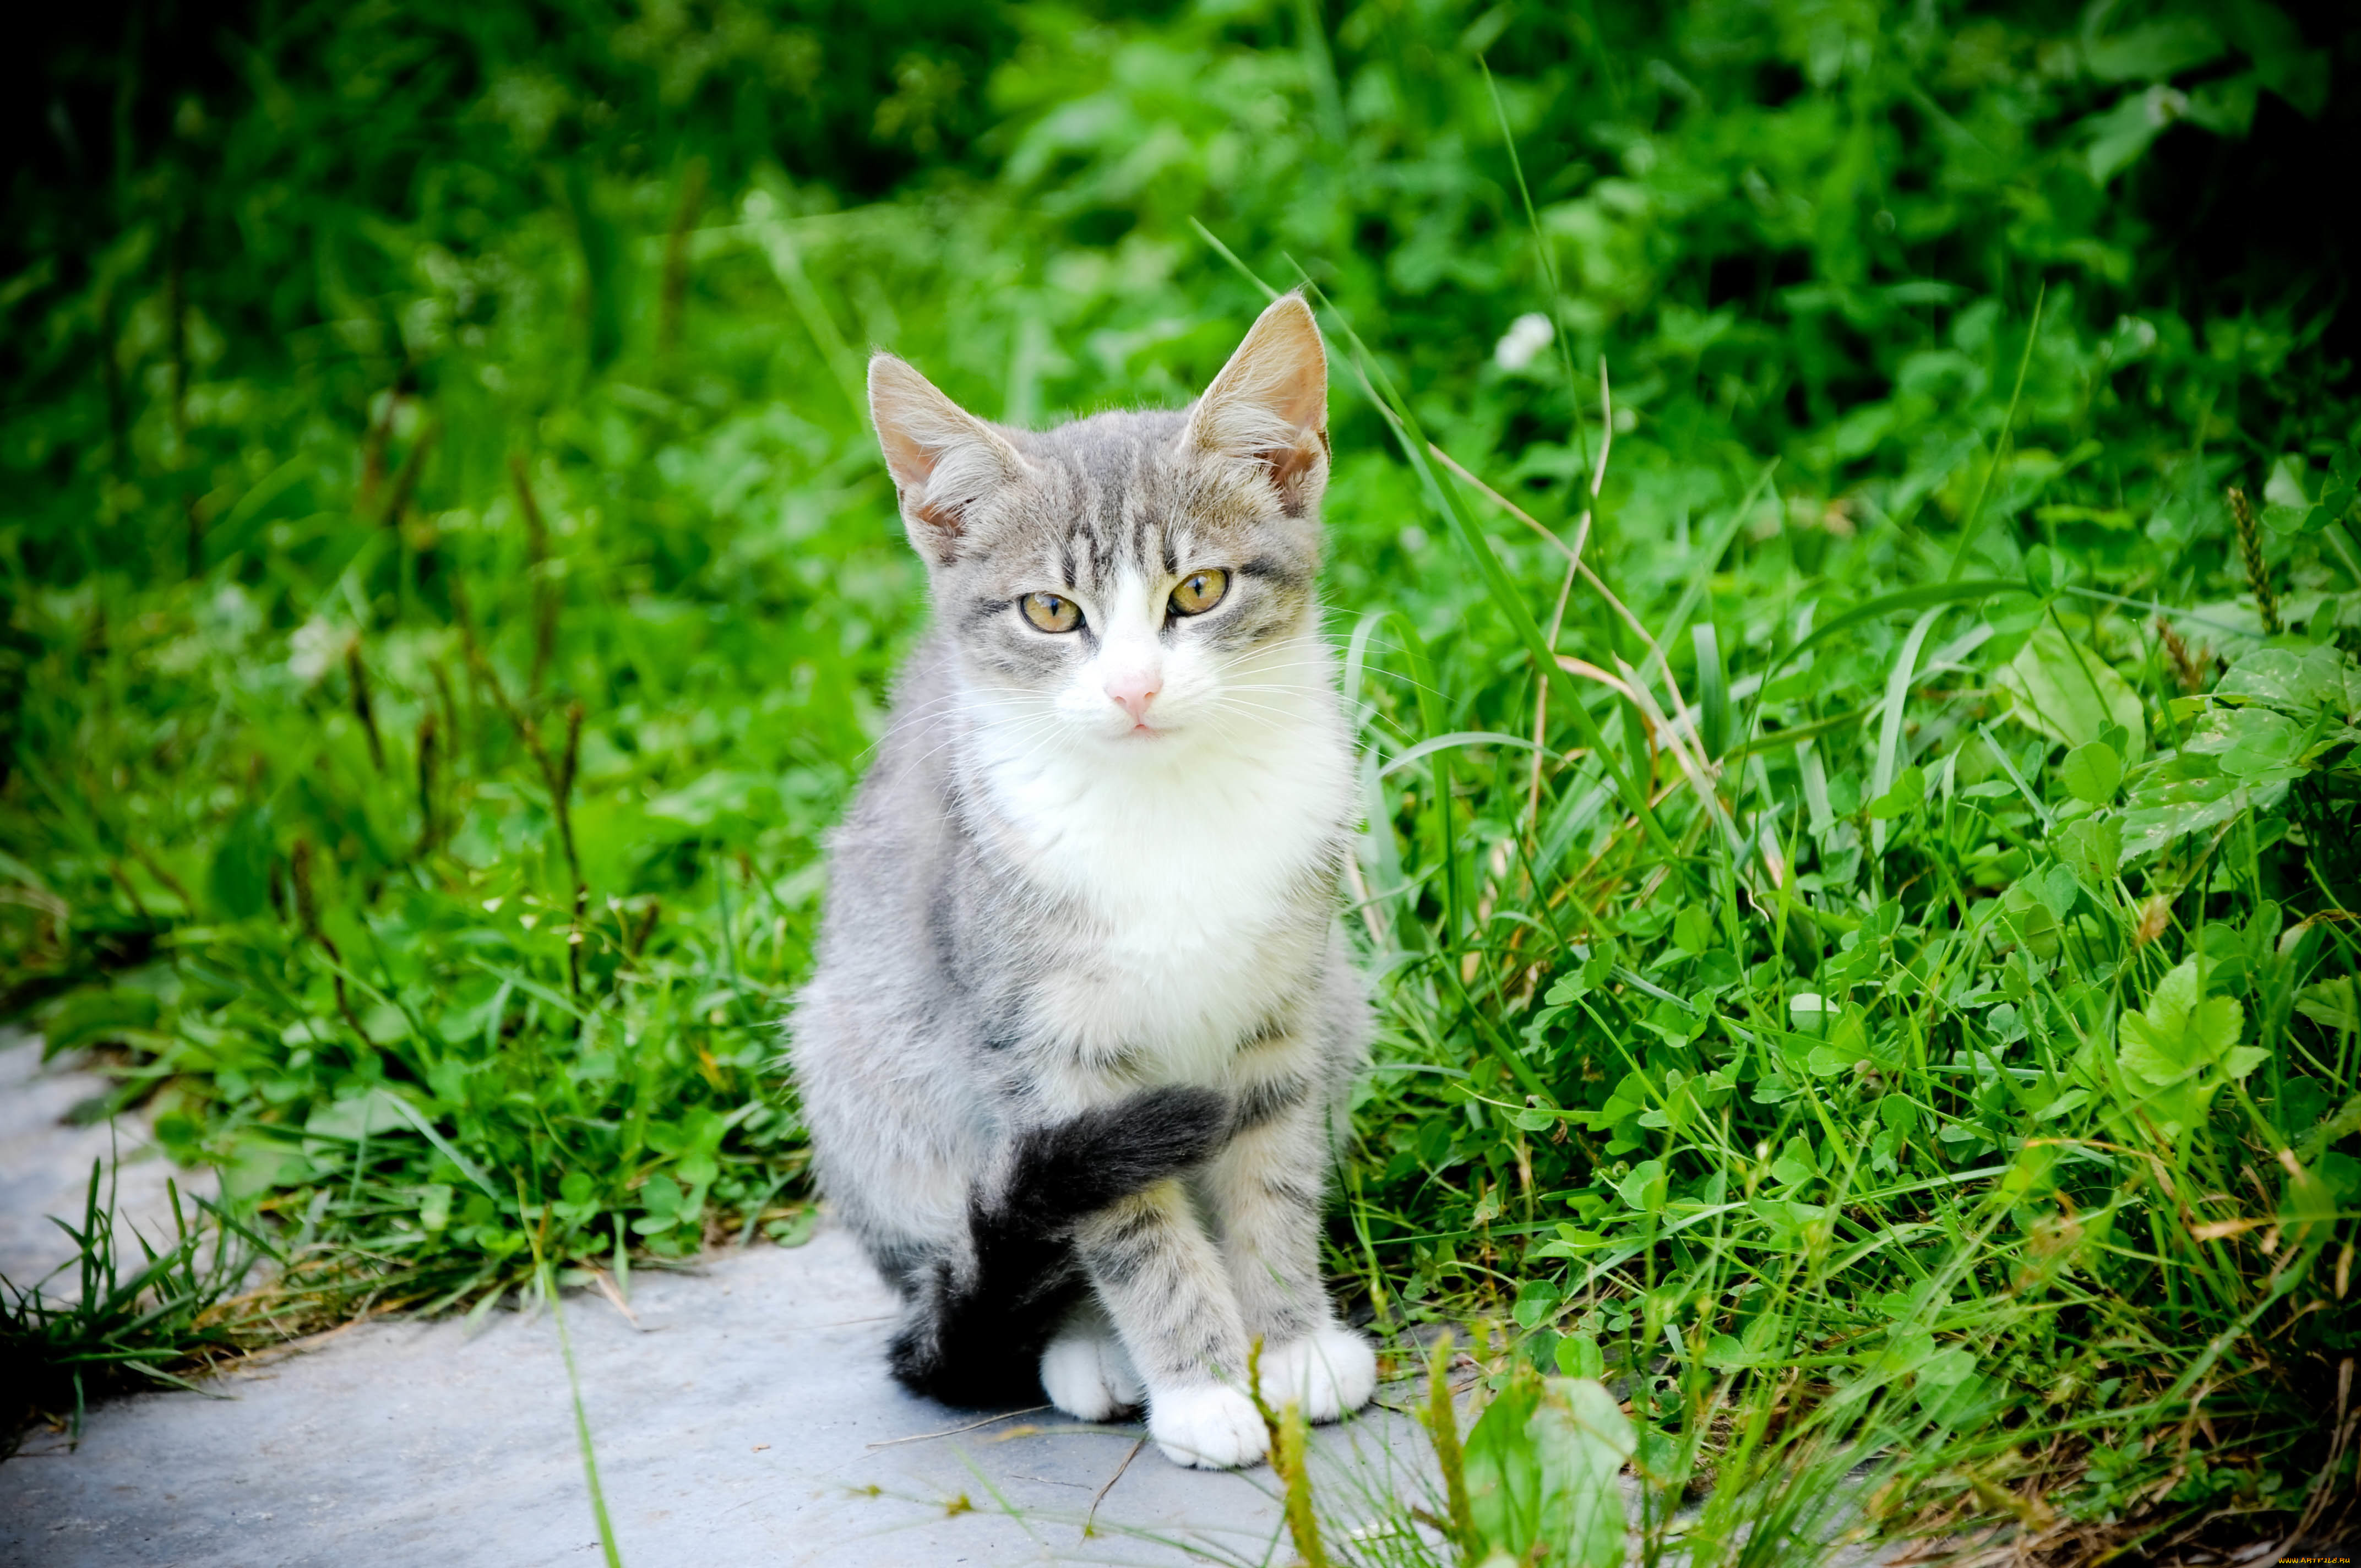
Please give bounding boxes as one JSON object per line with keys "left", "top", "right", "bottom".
{"left": 2119, "top": 959, "right": 2244, "bottom": 1087}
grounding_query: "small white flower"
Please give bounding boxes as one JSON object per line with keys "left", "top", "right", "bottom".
{"left": 207, "top": 583, "right": 260, "bottom": 638}
{"left": 289, "top": 617, "right": 342, "bottom": 684}
{"left": 1493, "top": 311, "right": 1555, "bottom": 372}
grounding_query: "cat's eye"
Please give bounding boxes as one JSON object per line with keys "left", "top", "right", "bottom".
{"left": 1169, "top": 569, "right": 1228, "bottom": 617}
{"left": 1021, "top": 591, "right": 1082, "bottom": 633}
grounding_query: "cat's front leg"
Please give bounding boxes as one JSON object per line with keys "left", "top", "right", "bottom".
{"left": 1072, "top": 1178, "right": 1267, "bottom": 1468}
{"left": 1204, "top": 1075, "right": 1377, "bottom": 1424}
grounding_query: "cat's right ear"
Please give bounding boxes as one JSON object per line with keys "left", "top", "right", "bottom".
{"left": 869, "top": 354, "right": 1026, "bottom": 564}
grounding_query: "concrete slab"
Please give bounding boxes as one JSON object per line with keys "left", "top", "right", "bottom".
{"left": 1, "top": 1036, "right": 1429, "bottom": 1567}
{"left": 3, "top": 1227, "right": 1426, "bottom": 1566}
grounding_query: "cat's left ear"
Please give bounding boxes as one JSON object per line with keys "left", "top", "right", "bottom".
{"left": 1184, "top": 292, "right": 1329, "bottom": 516}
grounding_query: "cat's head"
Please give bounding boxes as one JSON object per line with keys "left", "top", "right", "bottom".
{"left": 868, "top": 295, "right": 1332, "bottom": 749}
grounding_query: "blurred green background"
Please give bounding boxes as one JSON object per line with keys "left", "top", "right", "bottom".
{"left": 7, "top": 0, "right": 2361, "bottom": 1550}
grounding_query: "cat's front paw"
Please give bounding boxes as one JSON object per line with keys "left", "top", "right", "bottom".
{"left": 1040, "top": 1325, "right": 1144, "bottom": 1422}
{"left": 1147, "top": 1382, "right": 1269, "bottom": 1469}
{"left": 1257, "top": 1325, "right": 1377, "bottom": 1423}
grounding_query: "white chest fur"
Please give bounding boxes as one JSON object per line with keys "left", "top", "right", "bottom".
{"left": 967, "top": 690, "right": 1353, "bottom": 1094}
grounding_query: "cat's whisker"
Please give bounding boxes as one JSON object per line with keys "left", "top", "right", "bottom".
{"left": 890, "top": 699, "right": 1019, "bottom": 759}
{"left": 1211, "top": 682, "right": 1330, "bottom": 695}
{"left": 1206, "top": 645, "right": 1335, "bottom": 678}
{"left": 906, "top": 712, "right": 1068, "bottom": 773}
{"left": 866, "top": 689, "right": 1018, "bottom": 742}
{"left": 1204, "top": 699, "right": 1320, "bottom": 731}
{"left": 1209, "top": 684, "right": 1322, "bottom": 708}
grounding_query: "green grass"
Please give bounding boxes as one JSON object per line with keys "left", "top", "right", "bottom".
{"left": 2, "top": 1156, "right": 275, "bottom": 1451}
{"left": 6, "top": 0, "right": 2360, "bottom": 1556}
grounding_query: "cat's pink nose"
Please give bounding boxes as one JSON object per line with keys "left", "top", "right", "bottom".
{"left": 1104, "top": 671, "right": 1161, "bottom": 724}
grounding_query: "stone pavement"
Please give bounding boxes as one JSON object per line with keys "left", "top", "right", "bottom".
{"left": 0, "top": 1041, "right": 1429, "bottom": 1568}
{"left": 0, "top": 1034, "right": 217, "bottom": 1295}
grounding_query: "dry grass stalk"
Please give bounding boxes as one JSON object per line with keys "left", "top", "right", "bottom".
{"left": 1417, "top": 1330, "right": 1476, "bottom": 1556}
{"left": 356, "top": 368, "right": 412, "bottom": 512}
{"left": 659, "top": 158, "right": 707, "bottom": 357}
{"left": 1244, "top": 1338, "right": 1334, "bottom": 1566}
{"left": 415, "top": 714, "right": 438, "bottom": 855}
{"left": 378, "top": 422, "right": 437, "bottom": 529}
{"left": 2153, "top": 614, "right": 2211, "bottom": 693}
{"left": 345, "top": 641, "right": 385, "bottom": 771}
{"left": 509, "top": 455, "right": 562, "bottom": 695}
{"left": 627, "top": 896, "right": 663, "bottom": 957}
{"left": 290, "top": 837, "right": 372, "bottom": 1045}
{"left": 448, "top": 575, "right": 586, "bottom": 900}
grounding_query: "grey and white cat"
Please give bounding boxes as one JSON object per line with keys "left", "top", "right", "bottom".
{"left": 788, "top": 295, "right": 1377, "bottom": 1469}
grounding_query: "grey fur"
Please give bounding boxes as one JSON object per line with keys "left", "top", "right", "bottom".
{"left": 789, "top": 297, "right": 1373, "bottom": 1461}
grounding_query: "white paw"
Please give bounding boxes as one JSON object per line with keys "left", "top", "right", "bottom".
{"left": 1148, "top": 1382, "right": 1269, "bottom": 1469}
{"left": 1258, "top": 1325, "right": 1378, "bottom": 1423}
{"left": 1041, "top": 1326, "right": 1145, "bottom": 1422}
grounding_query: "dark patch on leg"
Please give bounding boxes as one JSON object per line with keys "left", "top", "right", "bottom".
{"left": 1089, "top": 1197, "right": 1167, "bottom": 1257}
{"left": 1233, "top": 1073, "right": 1309, "bottom": 1131}
{"left": 1084, "top": 1235, "right": 1149, "bottom": 1291}
{"left": 1235, "top": 1013, "right": 1292, "bottom": 1053}
{"left": 1259, "top": 1174, "right": 1321, "bottom": 1213}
